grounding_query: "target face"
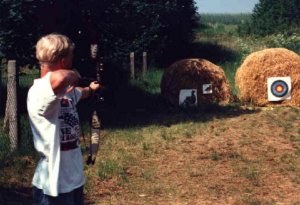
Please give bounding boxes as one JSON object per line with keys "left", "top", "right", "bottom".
{"left": 203, "top": 84, "right": 213, "bottom": 94}
{"left": 179, "top": 89, "right": 198, "bottom": 108}
{"left": 267, "top": 77, "right": 291, "bottom": 101}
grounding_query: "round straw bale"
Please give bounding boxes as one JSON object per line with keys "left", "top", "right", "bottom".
{"left": 235, "top": 48, "right": 300, "bottom": 106}
{"left": 161, "top": 58, "right": 231, "bottom": 107}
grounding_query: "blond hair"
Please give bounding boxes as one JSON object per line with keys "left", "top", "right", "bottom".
{"left": 36, "top": 33, "right": 75, "bottom": 67}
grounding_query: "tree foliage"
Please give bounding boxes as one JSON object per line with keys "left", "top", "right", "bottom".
{"left": 0, "top": 0, "right": 39, "bottom": 64}
{"left": 250, "top": 0, "right": 300, "bottom": 35}
{"left": 0, "top": 0, "right": 198, "bottom": 72}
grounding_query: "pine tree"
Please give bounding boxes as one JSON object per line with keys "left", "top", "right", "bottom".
{"left": 251, "top": 0, "right": 300, "bottom": 35}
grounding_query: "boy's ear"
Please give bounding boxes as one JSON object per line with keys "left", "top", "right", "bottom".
{"left": 56, "top": 58, "right": 64, "bottom": 68}
{"left": 60, "top": 58, "right": 66, "bottom": 66}
{"left": 60, "top": 57, "right": 69, "bottom": 69}
{"left": 60, "top": 54, "right": 73, "bottom": 69}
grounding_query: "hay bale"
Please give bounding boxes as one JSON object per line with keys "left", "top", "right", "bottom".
{"left": 161, "top": 58, "right": 231, "bottom": 107}
{"left": 235, "top": 48, "right": 300, "bottom": 106}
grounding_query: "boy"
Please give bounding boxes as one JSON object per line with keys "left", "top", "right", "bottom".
{"left": 27, "top": 33, "right": 101, "bottom": 205}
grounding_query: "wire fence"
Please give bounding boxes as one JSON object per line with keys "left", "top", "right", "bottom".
{"left": 0, "top": 61, "right": 39, "bottom": 161}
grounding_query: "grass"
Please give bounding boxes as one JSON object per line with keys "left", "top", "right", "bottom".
{"left": 97, "top": 158, "right": 128, "bottom": 181}
{"left": 79, "top": 106, "right": 299, "bottom": 204}
{"left": 0, "top": 127, "right": 10, "bottom": 163}
{"left": 1, "top": 85, "right": 300, "bottom": 204}
{"left": 130, "top": 69, "right": 163, "bottom": 95}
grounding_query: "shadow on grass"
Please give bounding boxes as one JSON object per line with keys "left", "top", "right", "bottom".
{"left": 78, "top": 82, "right": 259, "bottom": 130}
{"left": 189, "top": 41, "right": 240, "bottom": 64}
{"left": 0, "top": 186, "right": 32, "bottom": 205}
{"left": 84, "top": 40, "right": 246, "bottom": 129}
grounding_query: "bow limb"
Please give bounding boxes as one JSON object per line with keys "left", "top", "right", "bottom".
{"left": 87, "top": 110, "right": 101, "bottom": 165}
{"left": 86, "top": 43, "right": 103, "bottom": 165}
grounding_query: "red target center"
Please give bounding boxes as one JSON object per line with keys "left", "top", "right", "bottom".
{"left": 275, "top": 85, "right": 284, "bottom": 93}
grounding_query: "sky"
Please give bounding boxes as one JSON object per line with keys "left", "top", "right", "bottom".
{"left": 195, "top": 0, "right": 260, "bottom": 14}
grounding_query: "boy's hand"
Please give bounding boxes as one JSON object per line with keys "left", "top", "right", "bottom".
{"left": 89, "top": 81, "right": 102, "bottom": 92}
{"left": 77, "top": 81, "right": 103, "bottom": 100}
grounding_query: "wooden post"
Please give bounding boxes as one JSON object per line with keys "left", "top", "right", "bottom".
{"left": 142, "top": 52, "right": 147, "bottom": 77}
{"left": 0, "top": 66, "right": 2, "bottom": 116}
{"left": 130, "top": 52, "right": 135, "bottom": 79}
{"left": 6, "top": 60, "right": 18, "bottom": 151}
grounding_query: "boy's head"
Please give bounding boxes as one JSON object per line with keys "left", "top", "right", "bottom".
{"left": 36, "top": 33, "right": 75, "bottom": 69}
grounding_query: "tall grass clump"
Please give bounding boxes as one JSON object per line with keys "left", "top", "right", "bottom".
{"left": 130, "top": 69, "right": 163, "bottom": 94}
{"left": 221, "top": 58, "right": 242, "bottom": 95}
{"left": 18, "top": 115, "right": 35, "bottom": 155}
{"left": 0, "top": 114, "right": 36, "bottom": 165}
{"left": 0, "top": 126, "right": 10, "bottom": 163}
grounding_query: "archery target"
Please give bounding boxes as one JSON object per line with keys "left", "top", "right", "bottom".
{"left": 179, "top": 89, "right": 198, "bottom": 108}
{"left": 267, "top": 77, "right": 291, "bottom": 101}
{"left": 203, "top": 84, "right": 213, "bottom": 94}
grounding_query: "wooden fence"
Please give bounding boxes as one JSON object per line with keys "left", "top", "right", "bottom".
{"left": 129, "top": 51, "right": 148, "bottom": 79}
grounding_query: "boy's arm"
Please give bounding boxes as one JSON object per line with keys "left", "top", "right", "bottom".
{"left": 77, "top": 81, "right": 102, "bottom": 100}
{"left": 50, "top": 70, "right": 80, "bottom": 95}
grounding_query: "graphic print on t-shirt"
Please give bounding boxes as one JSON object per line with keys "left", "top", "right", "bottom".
{"left": 59, "top": 97, "right": 80, "bottom": 151}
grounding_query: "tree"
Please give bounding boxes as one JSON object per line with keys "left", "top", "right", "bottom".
{"left": 251, "top": 0, "right": 300, "bottom": 35}
{"left": 0, "top": 0, "right": 39, "bottom": 65}
{"left": 0, "top": 0, "right": 198, "bottom": 70}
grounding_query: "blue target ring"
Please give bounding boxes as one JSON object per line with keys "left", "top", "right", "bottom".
{"left": 271, "top": 80, "right": 289, "bottom": 97}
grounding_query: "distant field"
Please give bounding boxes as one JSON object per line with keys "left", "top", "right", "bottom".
{"left": 199, "top": 13, "right": 252, "bottom": 25}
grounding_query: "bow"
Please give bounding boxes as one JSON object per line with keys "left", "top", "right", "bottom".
{"left": 86, "top": 44, "right": 104, "bottom": 165}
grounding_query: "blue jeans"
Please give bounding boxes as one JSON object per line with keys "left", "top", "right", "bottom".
{"left": 32, "top": 186, "right": 84, "bottom": 205}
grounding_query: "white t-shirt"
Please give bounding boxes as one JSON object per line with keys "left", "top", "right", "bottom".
{"left": 27, "top": 72, "right": 85, "bottom": 197}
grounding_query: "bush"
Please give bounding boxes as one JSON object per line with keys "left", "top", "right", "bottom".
{"left": 266, "top": 33, "right": 300, "bottom": 53}
{"left": 250, "top": 0, "right": 300, "bottom": 36}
